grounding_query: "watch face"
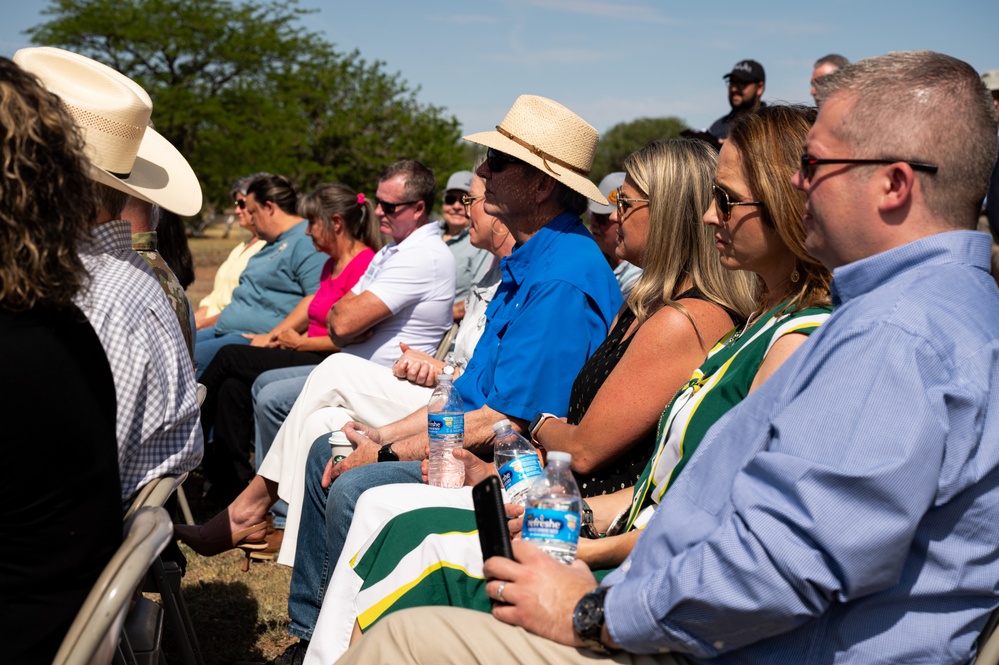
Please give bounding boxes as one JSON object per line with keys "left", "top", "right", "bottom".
{"left": 573, "top": 588, "right": 605, "bottom": 637}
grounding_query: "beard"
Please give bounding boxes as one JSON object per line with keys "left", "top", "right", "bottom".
{"left": 730, "top": 89, "right": 761, "bottom": 113}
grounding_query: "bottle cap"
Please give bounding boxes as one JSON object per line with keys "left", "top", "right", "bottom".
{"left": 547, "top": 451, "right": 571, "bottom": 464}
{"left": 491, "top": 419, "right": 512, "bottom": 434}
{"left": 436, "top": 372, "right": 452, "bottom": 383}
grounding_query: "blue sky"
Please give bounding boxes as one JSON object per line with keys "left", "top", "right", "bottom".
{"left": 1, "top": 1, "right": 996, "bottom": 136}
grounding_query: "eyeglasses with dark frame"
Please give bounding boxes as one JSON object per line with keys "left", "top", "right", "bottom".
{"left": 234, "top": 199, "right": 246, "bottom": 210}
{"left": 613, "top": 187, "right": 650, "bottom": 219}
{"left": 486, "top": 147, "right": 526, "bottom": 173}
{"left": 712, "top": 184, "right": 762, "bottom": 221}
{"left": 376, "top": 198, "right": 420, "bottom": 215}
{"left": 799, "top": 154, "right": 939, "bottom": 182}
{"left": 461, "top": 194, "right": 484, "bottom": 216}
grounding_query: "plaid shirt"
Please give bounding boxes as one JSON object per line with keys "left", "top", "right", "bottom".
{"left": 76, "top": 220, "right": 203, "bottom": 506}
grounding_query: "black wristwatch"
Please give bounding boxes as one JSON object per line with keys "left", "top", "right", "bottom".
{"left": 377, "top": 443, "right": 399, "bottom": 463}
{"left": 573, "top": 585, "right": 611, "bottom": 653}
{"left": 580, "top": 499, "right": 599, "bottom": 539}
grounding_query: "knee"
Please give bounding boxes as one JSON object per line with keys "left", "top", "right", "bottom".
{"left": 254, "top": 378, "right": 299, "bottom": 422}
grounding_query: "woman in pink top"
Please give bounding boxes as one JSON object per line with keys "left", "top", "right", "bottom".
{"left": 197, "top": 183, "right": 382, "bottom": 505}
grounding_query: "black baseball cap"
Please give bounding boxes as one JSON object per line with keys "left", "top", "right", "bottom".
{"left": 723, "top": 59, "right": 765, "bottom": 84}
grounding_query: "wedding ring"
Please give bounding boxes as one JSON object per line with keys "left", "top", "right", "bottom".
{"left": 496, "top": 581, "right": 506, "bottom": 603}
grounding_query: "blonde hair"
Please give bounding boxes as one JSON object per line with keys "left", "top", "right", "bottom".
{"left": 0, "top": 58, "right": 97, "bottom": 311}
{"left": 623, "top": 139, "right": 756, "bottom": 334}
{"left": 727, "top": 105, "right": 832, "bottom": 312}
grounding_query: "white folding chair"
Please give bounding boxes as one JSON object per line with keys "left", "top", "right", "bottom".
{"left": 434, "top": 323, "right": 459, "bottom": 361}
{"left": 123, "top": 473, "right": 205, "bottom": 665}
{"left": 52, "top": 507, "right": 172, "bottom": 665}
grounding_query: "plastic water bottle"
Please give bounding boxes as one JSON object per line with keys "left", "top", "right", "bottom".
{"left": 492, "top": 419, "right": 543, "bottom": 505}
{"left": 521, "top": 451, "right": 581, "bottom": 564}
{"left": 427, "top": 373, "right": 464, "bottom": 488}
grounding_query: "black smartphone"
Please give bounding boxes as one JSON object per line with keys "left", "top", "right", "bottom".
{"left": 472, "top": 475, "right": 513, "bottom": 560}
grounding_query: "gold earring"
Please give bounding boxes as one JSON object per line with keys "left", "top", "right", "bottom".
{"left": 790, "top": 266, "right": 800, "bottom": 283}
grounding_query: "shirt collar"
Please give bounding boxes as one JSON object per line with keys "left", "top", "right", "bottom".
{"left": 88, "top": 219, "right": 134, "bottom": 254}
{"left": 270, "top": 219, "right": 308, "bottom": 244}
{"left": 831, "top": 230, "right": 992, "bottom": 307}
{"left": 131, "top": 231, "right": 158, "bottom": 251}
{"left": 501, "top": 212, "right": 581, "bottom": 285}
{"left": 397, "top": 221, "right": 439, "bottom": 248}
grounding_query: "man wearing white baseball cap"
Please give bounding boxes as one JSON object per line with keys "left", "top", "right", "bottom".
{"left": 13, "top": 46, "right": 203, "bottom": 507}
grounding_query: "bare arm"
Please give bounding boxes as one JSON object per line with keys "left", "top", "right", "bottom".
{"left": 194, "top": 307, "right": 219, "bottom": 330}
{"left": 748, "top": 332, "right": 810, "bottom": 393}
{"left": 327, "top": 290, "right": 392, "bottom": 345}
{"left": 389, "top": 404, "right": 527, "bottom": 461}
{"left": 537, "top": 300, "right": 734, "bottom": 474}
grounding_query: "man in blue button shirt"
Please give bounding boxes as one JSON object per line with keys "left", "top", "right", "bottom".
{"left": 339, "top": 51, "right": 999, "bottom": 665}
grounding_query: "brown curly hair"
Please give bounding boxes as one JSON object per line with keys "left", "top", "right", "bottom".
{"left": 0, "top": 57, "right": 98, "bottom": 311}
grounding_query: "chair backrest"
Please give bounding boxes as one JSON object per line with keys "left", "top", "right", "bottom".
{"left": 976, "top": 607, "right": 999, "bottom": 664}
{"left": 434, "top": 323, "right": 459, "bottom": 362}
{"left": 52, "top": 507, "right": 173, "bottom": 665}
{"left": 122, "top": 473, "right": 187, "bottom": 522}
{"left": 196, "top": 382, "right": 208, "bottom": 407}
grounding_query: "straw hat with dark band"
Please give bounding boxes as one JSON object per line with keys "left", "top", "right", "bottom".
{"left": 463, "top": 95, "right": 606, "bottom": 206}
{"left": 13, "top": 46, "right": 203, "bottom": 216}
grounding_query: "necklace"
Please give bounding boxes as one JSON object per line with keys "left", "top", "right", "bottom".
{"left": 724, "top": 309, "right": 759, "bottom": 348}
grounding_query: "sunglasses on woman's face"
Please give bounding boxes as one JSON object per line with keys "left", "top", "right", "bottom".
{"left": 235, "top": 199, "right": 246, "bottom": 210}
{"left": 712, "top": 184, "right": 762, "bottom": 221}
{"left": 443, "top": 193, "right": 462, "bottom": 206}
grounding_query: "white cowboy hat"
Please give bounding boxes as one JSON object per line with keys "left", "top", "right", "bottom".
{"left": 463, "top": 95, "right": 606, "bottom": 205}
{"left": 13, "top": 46, "right": 203, "bottom": 216}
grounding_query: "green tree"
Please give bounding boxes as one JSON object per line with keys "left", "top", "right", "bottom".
{"left": 28, "top": 0, "right": 466, "bottom": 216}
{"left": 590, "top": 116, "right": 689, "bottom": 183}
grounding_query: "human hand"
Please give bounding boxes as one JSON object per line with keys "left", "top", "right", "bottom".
{"left": 243, "top": 332, "right": 276, "bottom": 347}
{"left": 392, "top": 343, "right": 443, "bottom": 387}
{"left": 482, "top": 539, "right": 598, "bottom": 646}
{"left": 343, "top": 421, "right": 382, "bottom": 447}
{"left": 275, "top": 329, "right": 303, "bottom": 350}
{"left": 327, "top": 436, "right": 380, "bottom": 484}
{"left": 506, "top": 503, "right": 525, "bottom": 538}
{"left": 419, "top": 447, "right": 498, "bottom": 486}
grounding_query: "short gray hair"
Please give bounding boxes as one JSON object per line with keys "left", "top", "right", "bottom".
{"left": 816, "top": 50, "right": 998, "bottom": 229}
{"left": 814, "top": 54, "right": 849, "bottom": 70}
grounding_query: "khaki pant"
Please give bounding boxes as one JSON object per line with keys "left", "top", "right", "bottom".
{"left": 334, "top": 606, "right": 690, "bottom": 665}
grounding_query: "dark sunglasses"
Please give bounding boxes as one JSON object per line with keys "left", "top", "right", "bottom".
{"left": 235, "top": 199, "right": 246, "bottom": 210}
{"left": 443, "top": 193, "right": 463, "bottom": 206}
{"left": 376, "top": 198, "right": 420, "bottom": 215}
{"left": 486, "top": 147, "right": 525, "bottom": 173}
{"left": 712, "top": 184, "right": 762, "bottom": 221}
{"left": 799, "top": 154, "right": 938, "bottom": 182}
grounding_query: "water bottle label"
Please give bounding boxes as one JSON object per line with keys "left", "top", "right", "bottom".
{"left": 522, "top": 507, "right": 580, "bottom": 544}
{"left": 428, "top": 413, "right": 464, "bottom": 437}
{"left": 498, "top": 455, "right": 542, "bottom": 493}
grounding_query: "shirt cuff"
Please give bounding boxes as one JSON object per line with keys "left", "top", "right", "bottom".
{"left": 604, "top": 575, "right": 677, "bottom": 655}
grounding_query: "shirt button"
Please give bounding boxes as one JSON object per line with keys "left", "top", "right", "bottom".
{"left": 621, "top": 560, "right": 631, "bottom": 572}
{"left": 713, "top": 640, "right": 725, "bottom": 650}
{"left": 658, "top": 647, "right": 671, "bottom": 654}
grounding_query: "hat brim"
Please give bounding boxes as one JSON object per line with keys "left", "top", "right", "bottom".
{"left": 463, "top": 130, "right": 607, "bottom": 206}
{"left": 90, "top": 127, "right": 202, "bottom": 217}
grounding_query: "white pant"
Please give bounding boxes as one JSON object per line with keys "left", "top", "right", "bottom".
{"left": 257, "top": 353, "right": 433, "bottom": 566}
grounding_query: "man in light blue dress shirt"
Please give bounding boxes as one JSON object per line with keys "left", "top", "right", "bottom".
{"left": 338, "top": 51, "right": 999, "bottom": 665}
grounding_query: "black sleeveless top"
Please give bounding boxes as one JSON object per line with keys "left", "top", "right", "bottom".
{"left": 568, "top": 288, "right": 718, "bottom": 497}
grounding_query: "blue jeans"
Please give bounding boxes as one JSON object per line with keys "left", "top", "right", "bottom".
{"left": 286, "top": 434, "right": 422, "bottom": 640}
{"left": 194, "top": 326, "right": 251, "bottom": 379}
{"left": 252, "top": 366, "right": 313, "bottom": 528}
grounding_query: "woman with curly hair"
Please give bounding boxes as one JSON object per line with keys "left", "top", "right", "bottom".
{"left": 0, "top": 57, "right": 122, "bottom": 664}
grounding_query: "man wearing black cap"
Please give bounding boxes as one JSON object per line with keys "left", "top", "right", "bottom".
{"left": 708, "top": 59, "right": 766, "bottom": 143}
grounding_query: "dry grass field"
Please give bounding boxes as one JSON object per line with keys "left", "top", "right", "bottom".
{"left": 167, "top": 223, "right": 297, "bottom": 664}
